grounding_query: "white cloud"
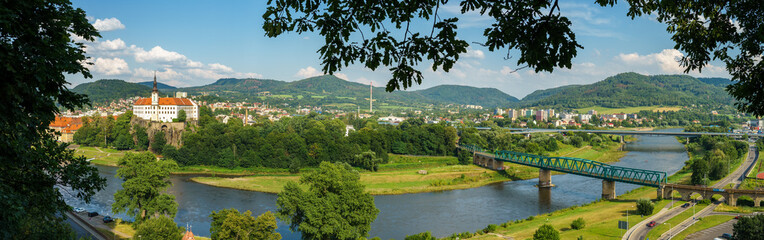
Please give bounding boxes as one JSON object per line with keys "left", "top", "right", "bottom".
{"left": 464, "top": 48, "right": 485, "bottom": 59}
{"left": 209, "top": 63, "right": 234, "bottom": 72}
{"left": 334, "top": 73, "right": 348, "bottom": 80}
{"left": 91, "top": 57, "right": 130, "bottom": 75}
{"left": 618, "top": 49, "right": 685, "bottom": 73}
{"left": 133, "top": 67, "right": 185, "bottom": 80}
{"left": 95, "top": 38, "right": 127, "bottom": 51}
{"left": 135, "top": 46, "right": 187, "bottom": 63}
{"left": 92, "top": 18, "right": 125, "bottom": 32}
{"left": 295, "top": 66, "right": 323, "bottom": 78}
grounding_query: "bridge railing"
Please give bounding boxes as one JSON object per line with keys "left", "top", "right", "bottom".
{"left": 460, "top": 144, "right": 668, "bottom": 187}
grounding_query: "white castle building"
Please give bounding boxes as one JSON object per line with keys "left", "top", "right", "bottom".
{"left": 133, "top": 75, "right": 199, "bottom": 122}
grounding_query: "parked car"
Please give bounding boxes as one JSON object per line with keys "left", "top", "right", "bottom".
{"left": 647, "top": 221, "right": 656, "bottom": 227}
{"left": 102, "top": 216, "right": 113, "bottom": 223}
{"left": 722, "top": 233, "right": 733, "bottom": 239}
{"left": 734, "top": 215, "right": 740, "bottom": 219}
{"left": 73, "top": 207, "right": 85, "bottom": 213}
{"left": 87, "top": 211, "right": 98, "bottom": 217}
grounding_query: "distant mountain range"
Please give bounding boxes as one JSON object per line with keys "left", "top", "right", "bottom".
{"left": 73, "top": 72, "right": 734, "bottom": 109}
{"left": 137, "top": 81, "right": 177, "bottom": 90}
{"left": 521, "top": 73, "right": 734, "bottom": 109}
{"left": 72, "top": 79, "right": 162, "bottom": 104}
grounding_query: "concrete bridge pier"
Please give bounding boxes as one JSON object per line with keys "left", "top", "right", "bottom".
{"left": 538, "top": 169, "right": 553, "bottom": 187}
{"left": 619, "top": 135, "right": 624, "bottom": 143}
{"left": 602, "top": 180, "right": 616, "bottom": 200}
{"left": 728, "top": 193, "right": 737, "bottom": 207}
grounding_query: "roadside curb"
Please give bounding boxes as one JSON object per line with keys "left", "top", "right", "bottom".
{"left": 66, "top": 211, "right": 109, "bottom": 240}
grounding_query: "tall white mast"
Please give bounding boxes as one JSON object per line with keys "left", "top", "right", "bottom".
{"left": 369, "top": 81, "right": 373, "bottom": 113}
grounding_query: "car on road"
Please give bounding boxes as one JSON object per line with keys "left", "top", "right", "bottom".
{"left": 73, "top": 207, "right": 85, "bottom": 213}
{"left": 682, "top": 203, "right": 690, "bottom": 208}
{"left": 87, "top": 211, "right": 98, "bottom": 217}
{"left": 647, "top": 221, "right": 656, "bottom": 227}
{"left": 721, "top": 233, "right": 733, "bottom": 239}
{"left": 102, "top": 216, "right": 113, "bottom": 223}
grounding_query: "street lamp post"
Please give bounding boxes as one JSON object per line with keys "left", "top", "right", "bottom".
{"left": 664, "top": 222, "right": 672, "bottom": 239}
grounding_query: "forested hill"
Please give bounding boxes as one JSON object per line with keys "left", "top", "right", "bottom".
{"left": 520, "top": 85, "right": 580, "bottom": 105}
{"left": 522, "top": 72, "right": 734, "bottom": 109}
{"left": 177, "top": 75, "right": 519, "bottom": 108}
{"left": 412, "top": 85, "right": 519, "bottom": 107}
{"left": 137, "top": 81, "right": 177, "bottom": 90}
{"left": 72, "top": 79, "right": 163, "bottom": 104}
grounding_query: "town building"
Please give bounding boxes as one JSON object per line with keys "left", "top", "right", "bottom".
{"left": 133, "top": 75, "right": 199, "bottom": 122}
{"left": 507, "top": 109, "right": 518, "bottom": 120}
{"left": 49, "top": 116, "right": 82, "bottom": 143}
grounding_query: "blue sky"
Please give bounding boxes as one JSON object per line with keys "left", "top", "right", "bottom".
{"left": 68, "top": 0, "right": 731, "bottom": 98}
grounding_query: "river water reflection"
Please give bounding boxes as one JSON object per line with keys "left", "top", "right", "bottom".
{"left": 63, "top": 129, "right": 688, "bottom": 239}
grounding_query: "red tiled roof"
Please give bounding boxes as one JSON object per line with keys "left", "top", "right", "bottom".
{"left": 134, "top": 98, "right": 195, "bottom": 106}
{"left": 181, "top": 230, "right": 195, "bottom": 240}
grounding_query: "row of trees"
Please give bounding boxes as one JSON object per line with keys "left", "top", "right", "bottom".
{"left": 73, "top": 111, "right": 151, "bottom": 151}
{"left": 684, "top": 127, "right": 749, "bottom": 185}
{"left": 459, "top": 127, "right": 618, "bottom": 155}
{"left": 113, "top": 152, "right": 281, "bottom": 239}
{"left": 164, "top": 113, "right": 457, "bottom": 171}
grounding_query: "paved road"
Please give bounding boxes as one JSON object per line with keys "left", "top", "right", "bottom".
{"left": 65, "top": 211, "right": 107, "bottom": 240}
{"left": 65, "top": 214, "right": 96, "bottom": 240}
{"left": 624, "top": 144, "right": 758, "bottom": 240}
{"left": 656, "top": 145, "right": 759, "bottom": 240}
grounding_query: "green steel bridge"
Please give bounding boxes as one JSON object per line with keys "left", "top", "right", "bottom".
{"left": 459, "top": 144, "right": 668, "bottom": 187}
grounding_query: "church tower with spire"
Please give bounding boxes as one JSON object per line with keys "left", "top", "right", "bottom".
{"left": 151, "top": 72, "right": 160, "bottom": 121}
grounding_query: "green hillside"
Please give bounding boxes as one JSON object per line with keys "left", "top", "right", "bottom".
{"left": 72, "top": 79, "right": 161, "bottom": 104}
{"left": 521, "top": 85, "right": 580, "bottom": 104}
{"left": 413, "top": 85, "right": 519, "bottom": 108}
{"left": 697, "top": 77, "right": 732, "bottom": 87}
{"left": 523, "top": 73, "right": 733, "bottom": 109}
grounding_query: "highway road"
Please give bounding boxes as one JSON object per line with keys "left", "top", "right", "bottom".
{"left": 658, "top": 145, "right": 759, "bottom": 239}
{"left": 624, "top": 144, "right": 759, "bottom": 240}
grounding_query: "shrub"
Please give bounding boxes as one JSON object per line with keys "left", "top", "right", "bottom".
{"left": 570, "top": 217, "right": 586, "bottom": 230}
{"left": 483, "top": 224, "right": 498, "bottom": 233}
{"left": 405, "top": 231, "right": 436, "bottom": 240}
{"left": 700, "top": 199, "right": 712, "bottom": 204}
{"left": 636, "top": 199, "right": 654, "bottom": 216}
{"left": 533, "top": 224, "right": 560, "bottom": 240}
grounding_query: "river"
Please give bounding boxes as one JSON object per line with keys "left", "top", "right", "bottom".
{"left": 62, "top": 129, "right": 689, "bottom": 239}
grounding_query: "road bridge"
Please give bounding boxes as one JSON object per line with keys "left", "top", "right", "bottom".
{"left": 472, "top": 127, "right": 763, "bottom": 138}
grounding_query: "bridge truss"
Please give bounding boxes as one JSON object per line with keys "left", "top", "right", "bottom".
{"left": 460, "top": 144, "right": 668, "bottom": 187}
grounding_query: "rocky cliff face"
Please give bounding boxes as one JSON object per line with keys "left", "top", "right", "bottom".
{"left": 131, "top": 118, "right": 192, "bottom": 148}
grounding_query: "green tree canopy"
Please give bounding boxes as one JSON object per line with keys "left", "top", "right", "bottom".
{"left": 176, "top": 109, "right": 187, "bottom": 122}
{"left": 152, "top": 131, "right": 167, "bottom": 153}
{"left": 0, "top": 0, "right": 106, "bottom": 238}
{"left": 277, "top": 161, "right": 379, "bottom": 240}
{"left": 134, "top": 216, "right": 184, "bottom": 240}
{"left": 732, "top": 214, "right": 764, "bottom": 240}
{"left": 263, "top": 0, "right": 764, "bottom": 116}
{"left": 210, "top": 209, "right": 281, "bottom": 240}
{"left": 533, "top": 224, "right": 560, "bottom": 240}
{"left": 112, "top": 152, "right": 178, "bottom": 223}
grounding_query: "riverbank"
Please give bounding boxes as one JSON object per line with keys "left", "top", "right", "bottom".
{"left": 189, "top": 142, "right": 627, "bottom": 195}
{"left": 455, "top": 137, "right": 755, "bottom": 240}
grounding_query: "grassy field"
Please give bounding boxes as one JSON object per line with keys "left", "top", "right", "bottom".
{"left": 573, "top": 106, "right": 682, "bottom": 114}
{"left": 191, "top": 143, "right": 626, "bottom": 195}
{"left": 672, "top": 215, "right": 735, "bottom": 240}
{"left": 74, "top": 146, "right": 136, "bottom": 166}
{"left": 461, "top": 186, "right": 676, "bottom": 240}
